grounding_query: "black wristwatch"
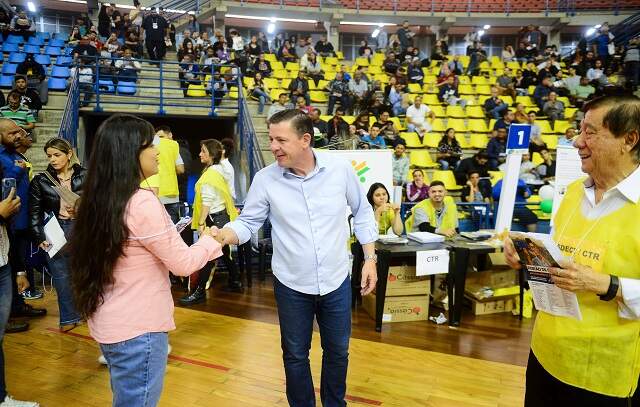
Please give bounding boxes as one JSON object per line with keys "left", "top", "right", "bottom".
{"left": 598, "top": 275, "right": 619, "bottom": 302}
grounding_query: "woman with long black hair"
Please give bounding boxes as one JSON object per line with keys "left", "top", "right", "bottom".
{"left": 70, "top": 114, "right": 222, "bottom": 407}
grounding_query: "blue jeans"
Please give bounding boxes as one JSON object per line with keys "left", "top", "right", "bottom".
{"left": 438, "top": 160, "right": 450, "bottom": 170}
{"left": 327, "top": 95, "right": 350, "bottom": 115}
{"left": 100, "top": 332, "right": 168, "bottom": 407}
{"left": 252, "top": 89, "right": 269, "bottom": 114}
{"left": 46, "top": 219, "right": 81, "bottom": 326}
{"left": 273, "top": 276, "right": 351, "bottom": 407}
{"left": 0, "top": 264, "right": 12, "bottom": 401}
{"left": 490, "top": 103, "right": 508, "bottom": 120}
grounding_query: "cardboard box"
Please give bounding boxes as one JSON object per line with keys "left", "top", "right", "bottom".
{"left": 466, "top": 269, "right": 518, "bottom": 290}
{"left": 464, "top": 295, "right": 516, "bottom": 315}
{"left": 362, "top": 293, "right": 430, "bottom": 323}
{"left": 384, "top": 265, "right": 431, "bottom": 296}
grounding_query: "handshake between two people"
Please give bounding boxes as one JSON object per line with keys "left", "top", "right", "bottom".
{"left": 200, "top": 225, "right": 238, "bottom": 247}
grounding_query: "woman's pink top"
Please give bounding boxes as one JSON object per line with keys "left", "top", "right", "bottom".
{"left": 88, "top": 189, "right": 222, "bottom": 344}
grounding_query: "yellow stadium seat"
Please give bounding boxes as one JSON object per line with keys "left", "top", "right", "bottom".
{"left": 422, "top": 67, "right": 431, "bottom": 76}
{"left": 475, "top": 85, "right": 492, "bottom": 95}
{"left": 488, "top": 76, "right": 497, "bottom": 85}
{"left": 229, "top": 89, "right": 238, "bottom": 99}
{"left": 269, "top": 88, "right": 283, "bottom": 101}
{"left": 456, "top": 134, "right": 471, "bottom": 148}
{"left": 389, "top": 116, "right": 405, "bottom": 131}
{"left": 491, "top": 59, "right": 505, "bottom": 70}
{"left": 273, "top": 70, "right": 288, "bottom": 79}
{"left": 541, "top": 135, "right": 558, "bottom": 150}
{"left": 372, "top": 53, "right": 385, "bottom": 65}
{"left": 498, "top": 95, "right": 513, "bottom": 105}
{"left": 243, "top": 77, "right": 255, "bottom": 88}
{"left": 447, "top": 118, "right": 468, "bottom": 133}
{"left": 536, "top": 120, "right": 554, "bottom": 134}
{"left": 317, "top": 80, "right": 329, "bottom": 89}
{"left": 446, "top": 105, "right": 466, "bottom": 118}
{"left": 423, "top": 75, "right": 437, "bottom": 85}
{"left": 310, "top": 91, "right": 328, "bottom": 103}
{"left": 466, "top": 105, "right": 485, "bottom": 118}
{"left": 368, "top": 65, "right": 382, "bottom": 75}
{"left": 488, "top": 170, "right": 504, "bottom": 186}
{"left": 400, "top": 132, "right": 424, "bottom": 148}
{"left": 516, "top": 95, "right": 536, "bottom": 107}
{"left": 335, "top": 51, "right": 344, "bottom": 60}
{"left": 355, "top": 57, "right": 369, "bottom": 67}
{"left": 408, "top": 83, "right": 423, "bottom": 94}
{"left": 477, "top": 95, "right": 490, "bottom": 106}
{"left": 285, "top": 62, "right": 300, "bottom": 71}
{"left": 430, "top": 105, "right": 446, "bottom": 118}
{"left": 271, "top": 61, "right": 284, "bottom": 71}
{"left": 186, "top": 84, "right": 206, "bottom": 97}
{"left": 527, "top": 194, "right": 541, "bottom": 204}
{"left": 459, "top": 84, "right": 475, "bottom": 95}
{"left": 419, "top": 94, "right": 438, "bottom": 106}
{"left": 431, "top": 118, "right": 447, "bottom": 132}
{"left": 488, "top": 118, "right": 496, "bottom": 130}
{"left": 532, "top": 152, "right": 544, "bottom": 166}
{"left": 565, "top": 107, "right": 578, "bottom": 119}
{"left": 472, "top": 76, "right": 489, "bottom": 85}
{"left": 342, "top": 115, "right": 355, "bottom": 124}
{"left": 264, "top": 53, "right": 277, "bottom": 63}
{"left": 373, "top": 74, "right": 389, "bottom": 84}
{"left": 320, "top": 115, "right": 332, "bottom": 122}
{"left": 288, "top": 70, "right": 300, "bottom": 79}
{"left": 468, "top": 119, "right": 490, "bottom": 133}
{"left": 325, "top": 57, "right": 339, "bottom": 66}
{"left": 409, "top": 150, "right": 439, "bottom": 168}
{"left": 557, "top": 96, "right": 570, "bottom": 107}
{"left": 280, "top": 78, "right": 291, "bottom": 89}
{"left": 458, "top": 75, "right": 471, "bottom": 85}
{"left": 527, "top": 85, "right": 536, "bottom": 95}
{"left": 321, "top": 63, "right": 336, "bottom": 72}
{"left": 506, "top": 61, "right": 521, "bottom": 71}
{"left": 308, "top": 80, "right": 318, "bottom": 90}
{"left": 263, "top": 78, "right": 279, "bottom": 89}
{"left": 470, "top": 133, "right": 489, "bottom": 149}
{"left": 431, "top": 170, "right": 462, "bottom": 190}
{"left": 553, "top": 120, "right": 572, "bottom": 134}
{"left": 423, "top": 133, "right": 441, "bottom": 148}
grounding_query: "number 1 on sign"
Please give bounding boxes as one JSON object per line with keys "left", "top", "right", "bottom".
{"left": 518, "top": 130, "right": 524, "bottom": 145}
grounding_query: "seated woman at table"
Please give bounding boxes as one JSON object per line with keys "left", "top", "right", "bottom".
{"left": 367, "top": 183, "right": 403, "bottom": 236}
{"left": 406, "top": 169, "right": 429, "bottom": 202}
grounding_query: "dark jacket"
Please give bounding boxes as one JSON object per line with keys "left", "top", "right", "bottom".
{"left": 16, "top": 58, "right": 46, "bottom": 81}
{"left": 29, "top": 164, "right": 86, "bottom": 243}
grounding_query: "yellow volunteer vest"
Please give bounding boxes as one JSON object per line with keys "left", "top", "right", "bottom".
{"left": 405, "top": 196, "right": 458, "bottom": 232}
{"left": 191, "top": 167, "right": 237, "bottom": 230}
{"left": 140, "top": 174, "right": 159, "bottom": 191}
{"left": 377, "top": 208, "right": 396, "bottom": 235}
{"left": 157, "top": 138, "right": 180, "bottom": 198}
{"left": 531, "top": 179, "right": 640, "bottom": 397}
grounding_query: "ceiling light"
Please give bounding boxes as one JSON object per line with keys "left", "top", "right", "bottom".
{"left": 483, "top": 24, "right": 491, "bottom": 30}
{"left": 340, "top": 21, "right": 395, "bottom": 26}
{"left": 267, "top": 23, "right": 276, "bottom": 34}
{"left": 27, "top": 1, "right": 36, "bottom": 12}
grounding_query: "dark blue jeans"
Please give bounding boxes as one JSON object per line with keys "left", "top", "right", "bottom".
{"left": 0, "top": 264, "right": 13, "bottom": 401}
{"left": 273, "top": 276, "right": 351, "bottom": 407}
{"left": 46, "top": 219, "right": 81, "bottom": 326}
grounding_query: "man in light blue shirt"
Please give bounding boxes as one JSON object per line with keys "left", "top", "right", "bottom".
{"left": 213, "top": 109, "right": 378, "bottom": 407}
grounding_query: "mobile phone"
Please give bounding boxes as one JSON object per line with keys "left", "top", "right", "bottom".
{"left": 2, "top": 178, "right": 16, "bottom": 201}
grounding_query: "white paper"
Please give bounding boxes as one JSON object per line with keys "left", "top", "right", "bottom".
{"left": 416, "top": 249, "right": 449, "bottom": 276}
{"left": 494, "top": 153, "right": 523, "bottom": 233}
{"left": 44, "top": 216, "right": 67, "bottom": 258}
{"left": 407, "top": 232, "right": 445, "bottom": 244}
{"left": 392, "top": 186, "right": 403, "bottom": 205}
{"left": 552, "top": 146, "right": 586, "bottom": 222}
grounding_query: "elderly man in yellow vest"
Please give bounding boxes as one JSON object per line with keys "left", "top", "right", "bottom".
{"left": 154, "top": 125, "right": 185, "bottom": 223}
{"left": 505, "top": 95, "right": 640, "bottom": 405}
{"left": 408, "top": 180, "right": 458, "bottom": 237}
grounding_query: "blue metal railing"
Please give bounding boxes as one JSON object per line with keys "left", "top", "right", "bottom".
{"left": 58, "top": 69, "right": 80, "bottom": 147}
{"left": 79, "top": 56, "right": 241, "bottom": 116}
{"left": 237, "top": 84, "right": 265, "bottom": 181}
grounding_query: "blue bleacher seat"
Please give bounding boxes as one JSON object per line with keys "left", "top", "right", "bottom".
{"left": 117, "top": 81, "right": 137, "bottom": 95}
{"left": 34, "top": 54, "right": 51, "bottom": 66}
{"left": 49, "top": 38, "right": 65, "bottom": 48}
{"left": 44, "top": 46, "right": 61, "bottom": 56}
{"left": 63, "top": 46, "right": 74, "bottom": 56}
{"left": 36, "top": 32, "right": 50, "bottom": 41}
{"left": 8, "top": 53, "right": 26, "bottom": 64}
{"left": 0, "top": 76, "right": 13, "bottom": 88}
{"left": 51, "top": 66, "right": 70, "bottom": 78}
{"left": 1, "top": 43, "right": 19, "bottom": 53}
{"left": 6, "top": 35, "right": 23, "bottom": 44}
{"left": 55, "top": 55, "right": 72, "bottom": 66}
{"left": 98, "top": 79, "right": 115, "bottom": 93}
{"left": 23, "top": 44, "right": 40, "bottom": 54}
{"left": 0, "top": 34, "right": 4, "bottom": 44}
{"left": 48, "top": 77, "right": 67, "bottom": 91}
{"left": 26, "top": 36, "right": 44, "bottom": 46}
{"left": 1, "top": 64, "right": 17, "bottom": 75}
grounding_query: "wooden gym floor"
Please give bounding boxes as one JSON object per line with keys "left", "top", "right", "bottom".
{"left": 4, "top": 275, "right": 531, "bottom": 406}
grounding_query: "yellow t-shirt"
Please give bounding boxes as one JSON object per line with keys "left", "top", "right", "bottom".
{"left": 157, "top": 138, "right": 180, "bottom": 199}
{"left": 377, "top": 208, "right": 396, "bottom": 235}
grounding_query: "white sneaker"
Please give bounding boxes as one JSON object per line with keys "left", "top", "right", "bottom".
{"left": 98, "top": 344, "right": 171, "bottom": 365}
{"left": 0, "top": 395, "right": 39, "bottom": 406}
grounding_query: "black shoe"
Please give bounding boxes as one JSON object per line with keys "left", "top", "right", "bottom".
{"left": 11, "top": 303, "right": 47, "bottom": 318}
{"left": 178, "top": 286, "right": 206, "bottom": 305}
{"left": 5, "top": 320, "right": 29, "bottom": 333}
{"left": 223, "top": 281, "right": 243, "bottom": 293}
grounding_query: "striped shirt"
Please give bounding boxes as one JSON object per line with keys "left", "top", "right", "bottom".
{"left": 0, "top": 106, "right": 35, "bottom": 127}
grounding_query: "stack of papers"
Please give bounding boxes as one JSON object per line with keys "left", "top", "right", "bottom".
{"left": 377, "top": 234, "right": 408, "bottom": 244}
{"left": 407, "top": 232, "right": 445, "bottom": 244}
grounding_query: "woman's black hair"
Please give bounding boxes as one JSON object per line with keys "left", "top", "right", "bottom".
{"left": 366, "top": 182, "right": 390, "bottom": 208}
{"left": 440, "top": 128, "right": 460, "bottom": 147}
{"left": 70, "top": 114, "right": 155, "bottom": 318}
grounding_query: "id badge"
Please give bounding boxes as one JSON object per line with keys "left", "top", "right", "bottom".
{"left": 152, "top": 22, "right": 158, "bottom": 29}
